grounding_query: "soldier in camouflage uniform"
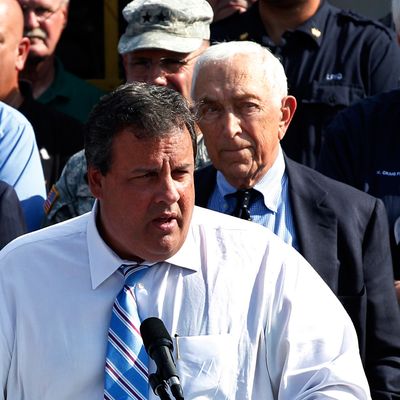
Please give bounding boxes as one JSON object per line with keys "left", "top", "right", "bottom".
{"left": 44, "top": 0, "right": 213, "bottom": 225}
{"left": 43, "top": 150, "right": 92, "bottom": 225}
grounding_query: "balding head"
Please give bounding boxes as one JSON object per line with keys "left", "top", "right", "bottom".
{"left": 0, "top": 0, "right": 24, "bottom": 38}
{"left": 0, "top": 0, "right": 30, "bottom": 102}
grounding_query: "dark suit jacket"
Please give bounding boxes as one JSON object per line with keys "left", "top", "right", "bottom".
{"left": 0, "top": 181, "right": 26, "bottom": 249}
{"left": 195, "top": 157, "right": 400, "bottom": 399}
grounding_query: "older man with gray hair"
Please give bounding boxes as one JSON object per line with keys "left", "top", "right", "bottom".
{"left": 193, "top": 40, "right": 400, "bottom": 398}
{"left": 19, "top": 0, "right": 104, "bottom": 123}
{"left": 43, "top": 0, "right": 213, "bottom": 226}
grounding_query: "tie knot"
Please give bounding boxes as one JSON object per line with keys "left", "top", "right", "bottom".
{"left": 120, "top": 264, "right": 148, "bottom": 286}
{"left": 231, "top": 188, "right": 258, "bottom": 220}
{"left": 236, "top": 189, "right": 252, "bottom": 204}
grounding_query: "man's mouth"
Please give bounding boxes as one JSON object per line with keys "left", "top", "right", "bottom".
{"left": 152, "top": 213, "right": 178, "bottom": 231}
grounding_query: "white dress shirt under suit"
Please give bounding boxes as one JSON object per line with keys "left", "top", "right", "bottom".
{"left": 0, "top": 204, "right": 370, "bottom": 399}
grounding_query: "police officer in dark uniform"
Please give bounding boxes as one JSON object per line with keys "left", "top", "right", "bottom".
{"left": 211, "top": 0, "right": 400, "bottom": 168}
{"left": 317, "top": 0, "right": 400, "bottom": 303}
{"left": 318, "top": 89, "right": 400, "bottom": 301}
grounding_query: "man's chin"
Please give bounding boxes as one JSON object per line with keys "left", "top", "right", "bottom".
{"left": 27, "top": 53, "right": 48, "bottom": 66}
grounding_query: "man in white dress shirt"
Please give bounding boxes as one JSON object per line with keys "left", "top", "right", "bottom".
{"left": 0, "top": 82, "right": 370, "bottom": 399}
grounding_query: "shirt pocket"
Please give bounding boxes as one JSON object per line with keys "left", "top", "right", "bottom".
{"left": 174, "top": 334, "right": 238, "bottom": 400}
{"left": 301, "top": 81, "right": 364, "bottom": 107}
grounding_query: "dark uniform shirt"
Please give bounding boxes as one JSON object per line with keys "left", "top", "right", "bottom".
{"left": 18, "top": 80, "right": 84, "bottom": 191}
{"left": 38, "top": 58, "right": 106, "bottom": 124}
{"left": 317, "top": 89, "right": 400, "bottom": 278}
{"left": 211, "top": 0, "right": 400, "bottom": 168}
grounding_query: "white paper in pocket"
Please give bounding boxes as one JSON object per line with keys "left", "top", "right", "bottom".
{"left": 175, "top": 334, "right": 238, "bottom": 399}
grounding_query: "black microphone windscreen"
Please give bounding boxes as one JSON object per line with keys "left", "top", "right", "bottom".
{"left": 140, "top": 317, "right": 173, "bottom": 353}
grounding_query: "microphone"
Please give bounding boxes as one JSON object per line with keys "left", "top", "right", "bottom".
{"left": 140, "top": 317, "right": 184, "bottom": 400}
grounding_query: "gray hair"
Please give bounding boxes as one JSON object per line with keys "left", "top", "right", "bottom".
{"left": 393, "top": 0, "right": 400, "bottom": 34}
{"left": 85, "top": 82, "right": 197, "bottom": 175}
{"left": 191, "top": 41, "right": 288, "bottom": 103}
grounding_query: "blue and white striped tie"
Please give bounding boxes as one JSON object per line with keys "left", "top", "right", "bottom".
{"left": 104, "top": 264, "right": 149, "bottom": 400}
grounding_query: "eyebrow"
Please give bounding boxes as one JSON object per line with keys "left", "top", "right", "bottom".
{"left": 129, "top": 162, "right": 193, "bottom": 174}
{"left": 198, "top": 94, "right": 262, "bottom": 104}
{"left": 197, "top": 97, "right": 217, "bottom": 105}
{"left": 173, "top": 163, "right": 193, "bottom": 170}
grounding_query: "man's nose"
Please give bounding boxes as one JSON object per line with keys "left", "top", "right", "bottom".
{"left": 24, "top": 10, "right": 40, "bottom": 29}
{"left": 156, "top": 175, "right": 180, "bottom": 204}
{"left": 222, "top": 111, "right": 242, "bottom": 138}
{"left": 146, "top": 65, "right": 169, "bottom": 87}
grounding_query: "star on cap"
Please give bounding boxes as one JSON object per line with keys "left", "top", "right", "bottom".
{"left": 157, "top": 11, "right": 166, "bottom": 22}
{"left": 142, "top": 11, "right": 151, "bottom": 23}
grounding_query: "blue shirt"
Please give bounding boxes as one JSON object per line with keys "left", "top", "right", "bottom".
{"left": 211, "top": 0, "right": 400, "bottom": 168}
{"left": 208, "top": 148, "right": 299, "bottom": 250}
{"left": 0, "top": 102, "right": 46, "bottom": 231}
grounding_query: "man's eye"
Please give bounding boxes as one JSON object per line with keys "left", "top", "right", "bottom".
{"left": 173, "top": 169, "right": 190, "bottom": 179}
{"left": 200, "top": 104, "right": 221, "bottom": 117}
{"left": 35, "top": 7, "right": 51, "bottom": 16}
{"left": 130, "top": 59, "right": 149, "bottom": 67}
{"left": 238, "top": 102, "right": 260, "bottom": 114}
{"left": 131, "top": 172, "right": 156, "bottom": 180}
{"left": 160, "top": 59, "right": 186, "bottom": 72}
{"left": 161, "top": 58, "right": 182, "bottom": 66}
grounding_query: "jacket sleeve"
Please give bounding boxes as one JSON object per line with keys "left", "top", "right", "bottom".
{"left": 362, "top": 198, "right": 400, "bottom": 399}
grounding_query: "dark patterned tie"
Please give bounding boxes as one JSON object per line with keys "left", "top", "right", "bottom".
{"left": 232, "top": 189, "right": 255, "bottom": 220}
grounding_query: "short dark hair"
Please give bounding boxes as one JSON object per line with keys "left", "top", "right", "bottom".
{"left": 85, "top": 82, "right": 197, "bottom": 174}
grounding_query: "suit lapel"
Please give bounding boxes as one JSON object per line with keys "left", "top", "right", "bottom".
{"left": 194, "top": 165, "right": 217, "bottom": 208}
{"left": 196, "top": 159, "right": 340, "bottom": 290}
{"left": 285, "top": 157, "right": 339, "bottom": 291}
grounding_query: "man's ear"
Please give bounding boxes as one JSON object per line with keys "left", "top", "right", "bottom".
{"left": 87, "top": 165, "right": 104, "bottom": 199}
{"left": 16, "top": 37, "right": 30, "bottom": 71}
{"left": 278, "top": 95, "right": 297, "bottom": 141}
{"left": 61, "top": 3, "right": 69, "bottom": 29}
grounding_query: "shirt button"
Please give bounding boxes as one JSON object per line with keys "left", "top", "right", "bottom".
{"left": 328, "top": 94, "right": 336, "bottom": 104}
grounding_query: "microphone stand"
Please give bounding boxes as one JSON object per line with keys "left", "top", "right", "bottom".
{"left": 149, "top": 372, "right": 172, "bottom": 400}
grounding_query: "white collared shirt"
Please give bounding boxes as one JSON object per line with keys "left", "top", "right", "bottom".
{"left": 0, "top": 204, "right": 370, "bottom": 399}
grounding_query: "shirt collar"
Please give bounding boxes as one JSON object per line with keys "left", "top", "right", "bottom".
{"left": 216, "top": 146, "right": 285, "bottom": 213}
{"left": 87, "top": 201, "right": 201, "bottom": 289}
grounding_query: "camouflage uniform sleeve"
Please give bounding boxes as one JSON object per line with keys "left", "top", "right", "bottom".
{"left": 195, "top": 133, "right": 211, "bottom": 170}
{"left": 42, "top": 150, "right": 95, "bottom": 226}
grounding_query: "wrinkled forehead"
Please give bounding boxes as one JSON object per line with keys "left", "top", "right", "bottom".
{"left": 19, "top": 0, "right": 65, "bottom": 7}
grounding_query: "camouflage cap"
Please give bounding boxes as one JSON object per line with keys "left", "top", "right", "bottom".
{"left": 118, "top": 0, "right": 214, "bottom": 55}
